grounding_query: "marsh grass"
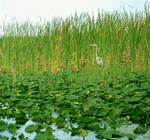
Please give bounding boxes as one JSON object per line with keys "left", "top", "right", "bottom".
{"left": 0, "top": 5, "right": 150, "bottom": 78}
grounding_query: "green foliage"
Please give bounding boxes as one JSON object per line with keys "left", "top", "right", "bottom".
{"left": 0, "top": 136, "right": 8, "bottom": 140}
{"left": 8, "top": 124, "right": 19, "bottom": 134}
{"left": 35, "top": 133, "right": 57, "bottom": 140}
{"left": 25, "top": 124, "right": 39, "bottom": 133}
{"left": 0, "top": 120, "right": 8, "bottom": 131}
{"left": 18, "top": 134, "right": 26, "bottom": 140}
{"left": 0, "top": 72, "right": 150, "bottom": 139}
{"left": 35, "top": 127, "right": 58, "bottom": 140}
{"left": 0, "top": 5, "right": 150, "bottom": 139}
{"left": 0, "top": 5, "right": 150, "bottom": 75}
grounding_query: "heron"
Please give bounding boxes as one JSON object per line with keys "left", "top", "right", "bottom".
{"left": 89, "top": 44, "right": 104, "bottom": 68}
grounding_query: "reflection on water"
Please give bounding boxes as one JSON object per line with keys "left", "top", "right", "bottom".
{"left": 0, "top": 118, "right": 97, "bottom": 140}
{"left": 52, "top": 124, "right": 97, "bottom": 140}
{"left": 0, "top": 117, "right": 150, "bottom": 140}
{"left": 0, "top": 119, "right": 36, "bottom": 140}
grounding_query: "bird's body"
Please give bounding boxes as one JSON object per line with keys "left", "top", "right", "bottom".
{"left": 90, "top": 44, "right": 104, "bottom": 68}
{"left": 96, "top": 54, "right": 103, "bottom": 67}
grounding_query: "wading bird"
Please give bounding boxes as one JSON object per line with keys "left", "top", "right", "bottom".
{"left": 89, "top": 44, "right": 104, "bottom": 68}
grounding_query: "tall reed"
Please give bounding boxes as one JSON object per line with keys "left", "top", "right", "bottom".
{"left": 0, "top": 5, "right": 149, "bottom": 78}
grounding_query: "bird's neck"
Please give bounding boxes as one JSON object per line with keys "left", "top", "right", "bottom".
{"left": 96, "top": 46, "right": 99, "bottom": 57}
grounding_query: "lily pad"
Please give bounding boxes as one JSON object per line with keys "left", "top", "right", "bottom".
{"left": 25, "top": 124, "right": 38, "bottom": 133}
{"left": 0, "top": 136, "right": 8, "bottom": 140}
{"left": 35, "top": 132, "right": 58, "bottom": 140}
{"left": 134, "top": 126, "right": 148, "bottom": 134}
{"left": 8, "top": 124, "right": 19, "bottom": 134}
{"left": 0, "top": 120, "right": 8, "bottom": 131}
{"left": 18, "top": 134, "right": 26, "bottom": 140}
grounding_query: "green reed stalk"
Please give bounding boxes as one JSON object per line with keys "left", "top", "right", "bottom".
{"left": 0, "top": 5, "right": 149, "bottom": 77}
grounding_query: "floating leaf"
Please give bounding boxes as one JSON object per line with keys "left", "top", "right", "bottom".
{"left": 35, "top": 132, "right": 58, "bottom": 140}
{"left": 0, "top": 136, "right": 8, "bottom": 140}
{"left": 8, "top": 124, "right": 19, "bottom": 134}
{"left": 134, "top": 126, "right": 147, "bottom": 134}
{"left": 0, "top": 120, "right": 8, "bottom": 131}
{"left": 18, "top": 134, "right": 26, "bottom": 140}
{"left": 25, "top": 124, "right": 38, "bottom": 133}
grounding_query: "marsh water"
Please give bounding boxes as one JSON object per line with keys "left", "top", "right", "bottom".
{"left": 0, "top": 117, "right": 150, "bottom": 140}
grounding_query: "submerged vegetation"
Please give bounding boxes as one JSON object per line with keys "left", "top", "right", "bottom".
{"left": 0, "top": 4, "right": 150, "bottom": 140}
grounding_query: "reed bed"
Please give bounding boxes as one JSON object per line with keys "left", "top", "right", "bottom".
{"left": 0, "top": 6, "right": 150, "bottom": 78}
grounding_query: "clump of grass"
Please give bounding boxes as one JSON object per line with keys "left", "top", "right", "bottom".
{"left": 0, "top": 4, "right": 149, "bottom": 78}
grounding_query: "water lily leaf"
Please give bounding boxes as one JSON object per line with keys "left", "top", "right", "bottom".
{"left": 82, "top": 103, "right": 90, "bottom": 112}
{"left": 25, "top": 124, "right": 38, "bottom": 133}
{"left": 36, "top": 123, "right": 47, "bottom": 130}
{"left": 128, "top": 96, "right": 143, "bottom": 104}
{"left": 71, "top": 128, "right": 88, "bottom": 137}
{"left": 134, "top": 126, "right": 147, "bottom": 134}
{"left": 87, "top": 122, "right": 100, "bottom": 130}
{"left": 96, "top": 129, "right": 106, "bottom": 139}
{"left": 18, "top": 134, "right": 26, "bottom": 140}
{"left": 141, "top": 82, "right": 150, "bottom": 90}
{"left": 112, "top": 130, "right": 136, "bottom": 140}
{"left": 111, "top": 130, "right": 126, "bottom": 138}
{"left": 35, "top": 132, "right": 58, "bottom": 140}
{"left": 8, "top": 124, "right": 19, "bottom": 134}
{"left": 15, "top": 115, "right": 28, "bottom": 125}
{"left": 0, "top": 120, "right": 8, "bottom": 131}
{"left": 79, "top": 129, "right": 89, "bottom": 137}
{"left": 44, "top": 127, "right": 53, "bottom": 135}
{"left": 0, "top": 136, "right": 8, "bottom": 140}
{"left": 0, "top": 120, "right": 7, "bottom": 125}
{"left": 102, "top": 130, "right": 113, "bottom": 139}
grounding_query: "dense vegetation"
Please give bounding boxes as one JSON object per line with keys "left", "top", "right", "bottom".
{"left": 0, "top": 6, "right": 150, "bottom": 75}
{"left": 0, "top": 4, "right": 150, "bottom": 140}
{"left": 0, "top": 71, "right": 150, "bottom": 139}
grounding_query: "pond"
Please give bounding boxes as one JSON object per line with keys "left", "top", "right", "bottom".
{"left": 0, "top": 117, "right": 150, "bottom": 140}
{"left": 0, "top": 117, "right": 97, "bottom": 140}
